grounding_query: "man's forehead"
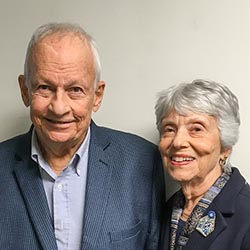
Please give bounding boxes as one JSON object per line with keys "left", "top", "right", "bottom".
{"left": 32, "top": 34, "right": 93, "bottom": 65}
{"left": 37, "top": 33, "right": 88, "bottom": 50}
{"left": 29, "top": 34, "right": 95, "bottom": 81}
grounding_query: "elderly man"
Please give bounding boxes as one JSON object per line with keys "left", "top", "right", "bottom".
{"left": 0, "top": 23, "right": 165, "bottom": 250}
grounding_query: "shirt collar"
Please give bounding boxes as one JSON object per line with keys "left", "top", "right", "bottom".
{"left": 31, "top": 127, "right": 91, "bottom": 177}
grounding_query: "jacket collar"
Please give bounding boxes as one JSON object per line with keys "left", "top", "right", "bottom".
{"left": 13, "top": 122, "right": 114, "bottom": 249}
{"left": 184, "top": 168, "right": 246, "bottom": 250}
{"left": 213, "top": 168, "right": 246, "bottom": 215}
{"left": 81, "top": 121, "right": 113, "bottom": 249}
{"left": 13, "top": 127, "right": 58, "bottom": 250}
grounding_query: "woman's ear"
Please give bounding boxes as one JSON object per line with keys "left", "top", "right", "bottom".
{"left": 219, "top": 147, "right": 232, "bottom": 166}
{"left": 224, "top": 148, "right": 232, "bottom": 159}
{"left": 18, "top": 75, "right": 30, "bottom": 107}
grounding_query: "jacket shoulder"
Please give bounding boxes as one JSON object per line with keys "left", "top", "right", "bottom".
{"left": 239, "top": 179, "right": 250, "bottom": 202}
{"left": 232, "top": 167, "right": 250, "bottom": 202}
{"left": 0, "top": 131, "right": 31, "bottom": 170}
{"left": 97, "top": 125, "right": 157, "bottom": 149}
{"left": 0, "top": 132, "right": 30, "bottom": 151}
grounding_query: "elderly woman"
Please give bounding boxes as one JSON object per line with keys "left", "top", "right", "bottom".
{"left": 155, "top": 79, "right": 250, "bottom": 250}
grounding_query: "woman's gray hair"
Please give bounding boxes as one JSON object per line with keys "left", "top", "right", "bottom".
{"left": 155, "top": 79, "right": 240, "bottom": 172}
{"left": 23, "top": 22, "right": 101, "bottom": 87}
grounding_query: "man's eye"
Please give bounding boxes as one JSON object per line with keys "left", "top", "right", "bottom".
{"left": 38, "top": 85, "right": 50, "bottom": 90}
{"left": 32, "top": 84, "right": 52, "bottom": 97}
{"left": 68, "top": 87, "right": 85, "bottom": 99}
{"left": 71, "top": 87, "right": 83, "bottom": 93}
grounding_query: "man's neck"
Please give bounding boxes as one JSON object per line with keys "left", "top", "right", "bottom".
{"left": 38, "top": 138, "right": 84, "bottom": 175}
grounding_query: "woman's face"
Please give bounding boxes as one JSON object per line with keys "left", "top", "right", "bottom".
{"left": 159, "top": 110, "right": 229, "bottom": 186}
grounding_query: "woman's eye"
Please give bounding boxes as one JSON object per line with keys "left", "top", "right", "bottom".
{"left": 166, "top": 127, "right": 175, "bottom": 133}
{"left": 162, "top": 126, "right": 176, "bottom": 136}
{"left": 192, "top": 127, "right": 202, "bottom": 132}
{"left": 189, "top": 125, "right": 205, "bottom": 134}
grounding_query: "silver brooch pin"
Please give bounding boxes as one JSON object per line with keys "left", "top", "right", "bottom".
{"left": 196, "top": 210, "right": 216, "bottom": 237}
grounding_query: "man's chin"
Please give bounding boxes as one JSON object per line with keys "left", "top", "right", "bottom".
{"left": 42, "top": 131, "right": 74, "bottom": 145}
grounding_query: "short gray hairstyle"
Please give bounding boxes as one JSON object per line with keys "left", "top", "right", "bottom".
{"left": 155, "top": 79, "right": 240, "bottom": 171}
{"left": 23, "top": 22, "right": 101, "bottom": 87}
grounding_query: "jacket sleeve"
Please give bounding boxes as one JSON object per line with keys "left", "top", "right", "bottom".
{"left": 144, "top": 150, "right": 166, "bottom": 250}
{"left": 241, "top": 226, "right": 250, "bottom": 250}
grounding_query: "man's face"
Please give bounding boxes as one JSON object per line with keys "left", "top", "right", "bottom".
{"left": 19, "top": 34, "right": 105, "bottom": 148}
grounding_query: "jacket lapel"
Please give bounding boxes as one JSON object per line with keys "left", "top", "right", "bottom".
{"left": 183, "top": 168, "right": 245, "bottom": 250}
{"left": 161, "top": 200, "right": 173, "bottom": 250}
{"left": 184, "top": 204, "right": 227, "bottom": 250}
{"left": 13, "top": 130, "right": 58, "bottom": 250}
{"left": 163, "top": 207, "right": 227, "bottom": 250}
{"left": 81, "top": 122, "right": 113, "bottom": 249}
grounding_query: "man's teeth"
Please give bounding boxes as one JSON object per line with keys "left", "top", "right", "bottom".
{"left": 53, "top": 121, "right": 67, "bottom": 124}
{"left": 48, "top": 119, "right": 68, "bottom": 124}
{"left": 171, "top": 157, "right": 194, "bottom": 162}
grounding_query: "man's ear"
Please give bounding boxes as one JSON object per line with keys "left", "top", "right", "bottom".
{"left": 93, "top": 81, "right": 105, "bottom": 112}
{"left": 18, "top": 75, "right": 30, "bottom": 107}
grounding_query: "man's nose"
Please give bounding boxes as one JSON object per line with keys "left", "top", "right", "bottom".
{"left": 49, "top": 91, "right": 71, "bottom": 116}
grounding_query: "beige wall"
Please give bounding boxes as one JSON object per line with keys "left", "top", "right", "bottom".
{"left": 1, "top": 0, "right": 249, "bottom": 193}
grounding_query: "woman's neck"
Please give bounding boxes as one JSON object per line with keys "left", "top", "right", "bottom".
{"left": 181, "top": 195, "right": 203, "bottom": 221}
{"left": 180, "top": 168, "right": 223, "bottom": 221}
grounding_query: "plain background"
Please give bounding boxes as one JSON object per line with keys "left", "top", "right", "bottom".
{"left": 1, "top": 0, "right": 249, "bottom": 197}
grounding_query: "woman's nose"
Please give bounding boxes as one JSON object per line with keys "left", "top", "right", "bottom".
{"left": 172, "top": 128, "right": 189, "bottom": 149}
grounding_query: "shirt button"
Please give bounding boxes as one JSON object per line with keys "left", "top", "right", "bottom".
{"left": 57, "top": 183, "right": 63, "bottom": 191}
{"left": 55, "top": 219, "right": 64, "bottom": 230}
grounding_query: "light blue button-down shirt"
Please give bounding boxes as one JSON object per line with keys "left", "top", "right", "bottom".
{"left": 31, "top": 128, "right": 90, "bottom": 250}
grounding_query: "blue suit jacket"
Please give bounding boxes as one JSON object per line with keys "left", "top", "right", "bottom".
{"left": 160, "top": 168, "right": 250, "bottom": 250}
{"left": 0, "top": 122, "right": 165, "bottom": 250}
